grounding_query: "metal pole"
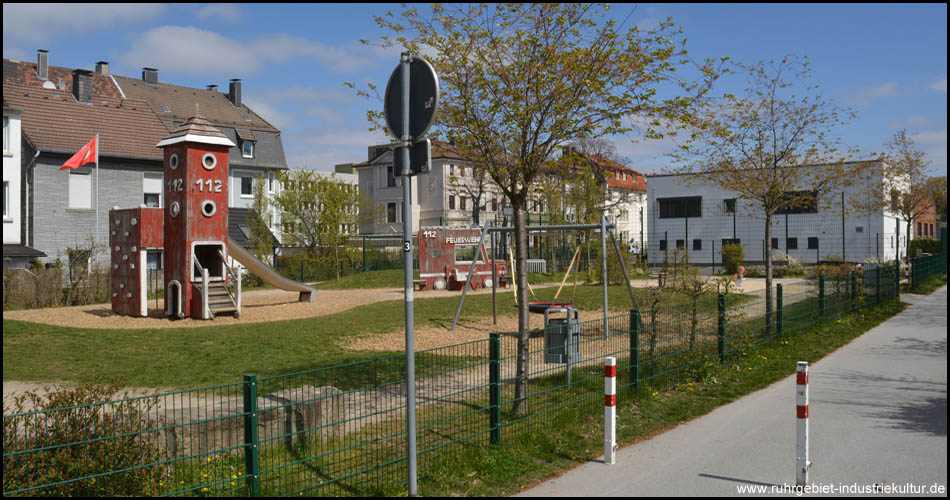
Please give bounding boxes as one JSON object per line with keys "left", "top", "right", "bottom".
{"left": 796, "top": 362, "right": 811, "bottom": 486}
{"left": 451, "top": 220, "right": 490, "bottom": 330}
{"left": 604, "top": 357, "right": 617, "bottom": 465}
{"left": 841, "top": 192, "right": 846, "bottom": 261}
{"left": 399, "top": 52, "right": 418, "bottom": 497}
{"left": 491, "top": 228, "right": 497, "bottom": 325}
{"left": 601, "top": 215, "right": 608, "bottom": 338}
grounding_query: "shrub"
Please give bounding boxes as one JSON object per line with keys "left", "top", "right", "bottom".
{"left": 720, "top": 243, "right": 744, "bottom": 275}
{"left": 909, "top": 238, "right": 941, "bottom": 258}
{"left": 3, "top": 377, "right": 166, "bottom": 497}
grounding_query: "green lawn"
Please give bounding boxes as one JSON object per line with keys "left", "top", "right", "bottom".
{"left": 2, "top": 280, "right": 694, "bottom": 388}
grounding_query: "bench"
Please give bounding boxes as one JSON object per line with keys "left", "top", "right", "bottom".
{"left": 413, "top": 279, "right": 427, "bottom": 291}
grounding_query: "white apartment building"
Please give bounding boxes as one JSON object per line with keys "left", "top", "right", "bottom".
{"left": 355, "top": 141, "right": 507, "bottom": 234}
{"left": 646, "top": 159, "right": 909, "bottom": 266}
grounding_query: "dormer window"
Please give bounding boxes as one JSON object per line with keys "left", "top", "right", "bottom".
{"left": 241, "top": 139, "right": 255, "bottom": 159}
{"left": 161, "top": 104, "right": 171, "bottom": 113}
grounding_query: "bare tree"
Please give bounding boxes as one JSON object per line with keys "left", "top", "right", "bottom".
{"left": 670, "top": 55, "right": 863, "bottom": 335}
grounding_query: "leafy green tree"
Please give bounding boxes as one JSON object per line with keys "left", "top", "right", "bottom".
{"left": 355, "top": 3, "right": 724, "bottom": 415}
{"left": 247, "top": 173, "right": 276, "bottom": 264}
{"left": 272, "top": 170, "right": 372, "bottom": 280}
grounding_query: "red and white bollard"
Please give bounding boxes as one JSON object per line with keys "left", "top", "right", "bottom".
{"left": 605, "top": 357, "right": 617, "bottom": 465}
{"left": 796, "top": 361, "right": 811, "bottom": 486}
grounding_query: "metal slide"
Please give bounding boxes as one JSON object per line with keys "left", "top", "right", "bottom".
{"left": 227, "top": 237, "right": 317, "bottom": 302}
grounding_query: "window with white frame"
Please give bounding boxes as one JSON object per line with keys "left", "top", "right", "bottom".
{"left": 143, "top": 172, "right": 162, "bottom": 207}
{"left": 241, "top": 176, "right": 253, "bottom": 196}
{"left": 241, "top": 139, "right": 255, "bottom": 159}
{"left": 68, "top": 170, "right": 92, "bottom": 209}
{"left": 2, "top": 180, "right": 8, "bottom": 218}
{"left": 2, "top": 116, "right": 9, "bottom": 154}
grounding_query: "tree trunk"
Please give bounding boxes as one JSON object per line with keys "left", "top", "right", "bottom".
{"left": 511, "top": 202, "right": 530, "bottom": 417}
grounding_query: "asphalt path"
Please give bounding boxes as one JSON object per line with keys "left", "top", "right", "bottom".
{"left": 517, "top": 287, "right": 947, "bottom": 497}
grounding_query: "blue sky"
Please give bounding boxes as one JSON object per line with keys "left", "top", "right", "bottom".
{"left": 3, "top": 3, "right": 946, "bottom": 177}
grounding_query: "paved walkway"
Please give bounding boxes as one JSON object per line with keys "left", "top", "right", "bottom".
{"left": 518, "top": 287, "right": 948, "bottom": 497}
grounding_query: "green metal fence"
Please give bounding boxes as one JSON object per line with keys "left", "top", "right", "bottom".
{"left": 3, "top": 266, "right": 903, "bottom": 497}
{"left": 910, "top": 228, "right": 947, "bottom": 290}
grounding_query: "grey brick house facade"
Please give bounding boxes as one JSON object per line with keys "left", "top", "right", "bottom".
{"left": 3, "top": 51, "right": 288, "bottom": 267}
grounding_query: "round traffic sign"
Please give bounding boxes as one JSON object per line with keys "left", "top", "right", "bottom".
{"left": 384, "top": 55, "right": 440, "bottom": 140}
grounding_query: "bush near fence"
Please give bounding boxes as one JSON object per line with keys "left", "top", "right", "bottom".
{"left": 3, "top": 259, "right": 911, "bottom": 497}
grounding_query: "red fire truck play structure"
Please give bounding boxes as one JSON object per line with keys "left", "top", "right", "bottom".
{"left": 416, "top": 226, "right": 508, "bottom": 291}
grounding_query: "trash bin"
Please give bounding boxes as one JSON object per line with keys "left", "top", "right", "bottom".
{"left": 543, "top": 306, "right": 580, "bottom": 365}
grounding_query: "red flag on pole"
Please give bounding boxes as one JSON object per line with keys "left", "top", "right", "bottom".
{"left": 59, "top": 136, "right": 98, "bottom": 170}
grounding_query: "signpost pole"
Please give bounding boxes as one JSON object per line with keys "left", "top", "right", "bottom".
{"left": 399, "top": 52, "right": 418, "bottom": 497}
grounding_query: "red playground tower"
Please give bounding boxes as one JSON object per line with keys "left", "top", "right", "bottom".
{"left": 109, "top": 114, "right": 241, "bottom": 320}
{"left": 156, "top": 115, "right": 236, "bottom": 319}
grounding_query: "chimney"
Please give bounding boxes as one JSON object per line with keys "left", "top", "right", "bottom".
{"left": 142, "top": 67, "right": 159, "bottom": 85}
{"left": 207, "top": 84, "right": 218, "bottom": 91}
{"left": 72, "top": 69, "right": 93, "bottom": 103}
{"left": 95, "top": 61, "right": 110, "bottom": 75}
{"left": 228, "top": 78, "right": 242, "bottom": 108}
{"left": 37, "top": 49, "right": 49, "bottom": 81}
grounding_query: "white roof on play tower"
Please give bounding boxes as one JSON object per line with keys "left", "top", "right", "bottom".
{"left": 156, "top": 114, "right": 236, "bottom": 148}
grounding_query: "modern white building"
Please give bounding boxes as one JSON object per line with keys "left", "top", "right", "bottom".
{"left": 646, "top": 160, "right": 909, "bottom": 266}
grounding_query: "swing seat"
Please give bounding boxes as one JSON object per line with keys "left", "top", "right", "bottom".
{"left": 527, "top": 302, "right": 574, "bottom": 314}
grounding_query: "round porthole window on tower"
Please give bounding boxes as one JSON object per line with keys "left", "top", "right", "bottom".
{"left": 170, "top": 201, "right": 180, "bottom": 218}
{"left": 201, "top": 199, "right": 217, "bottom": 218}
{"left": 202, "top": 153, "right": 217, "bottom": 170}
{"left": 169, "top": 152, "right": 180, "bottom": 170}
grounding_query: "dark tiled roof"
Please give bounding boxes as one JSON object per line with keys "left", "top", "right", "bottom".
{"left": 3, "top": 244, "right": 47, "bottom": 258}
{"left": 576, "top": 153, "right": 648, "bottom": 192}
{"left": 112, "top": 75, "right": 278, "bottom": 133}
{"left": 228, "top": 208, "right": 279, "bottom": 249}
{"left": 1, "top": 81, "right": 168, "bottom": 160}
{"left": 3, "top": 59, "right": 122, "bottom": 100}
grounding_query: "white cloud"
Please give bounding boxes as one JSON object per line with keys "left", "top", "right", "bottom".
{"left": 930, "top": 75, "right": 947, "bottom": 92}
{"left": 849, "top": 82, "right": 899, "bottom": 106}
{"left": 2, "top": 3, "right": 164, "bottom": 45}
{"left": 117, "top": 26, "right": 390, "bottom": 78}
{"left": 241, "top": 95, "right": 298, "bottom": 131}
{"left": 196, "top": 4, "right": 243, "bottom": 24}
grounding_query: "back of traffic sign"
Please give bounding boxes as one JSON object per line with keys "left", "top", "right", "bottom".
{"left": 384, "top": 55, "right": 439, "bottom": 141}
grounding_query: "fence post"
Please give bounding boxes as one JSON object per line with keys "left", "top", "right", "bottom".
{"left": 818, "top": 277, "right": 825, "bottom": 319}
{"left": 911, "top": 257, "right": 917, "bottom": 290}
{"left": 604, "top": 357, "right": 617, "bottom": 465}
{"left": 895, "top": 261, "right": 900, "bottom": 300}
{"left": 489, "top": 332, "right": 501, "bottom": 445}
{"left": 243, "top": 374, "right": 261, "bottom": 497}
{"left": 362, "top": 236, "right": 367, "bottom": 271}
{"left": 717, "top": 293, "right": 726, "bottom": 362}
{"left": 875, "top": 266, "right": 881, "bottom": 305}
{"left": 851, "top": 271, "right": 858, "bottom": 313}
{"left": 629, "top": 309, "right": 640, "bottom": 391}
{"left": 777, "top": 284, "right": 783, "bottom": 336}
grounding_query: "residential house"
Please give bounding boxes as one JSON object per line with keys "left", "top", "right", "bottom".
{"left": 558, "top": 150, "right": 649, "bottom": 253}
{"left": 3, "top": 101, "right": 46, "bottom": 268}
{"left": 354, "top": 140, "right": 508, "bottom": 235}
{"left": 2, "top": 50, "right": 288, "bottom": 269}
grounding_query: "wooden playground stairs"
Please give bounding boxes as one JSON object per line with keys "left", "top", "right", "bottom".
{"left": 205, "top": 281, "right": 238, "bottom": 317}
